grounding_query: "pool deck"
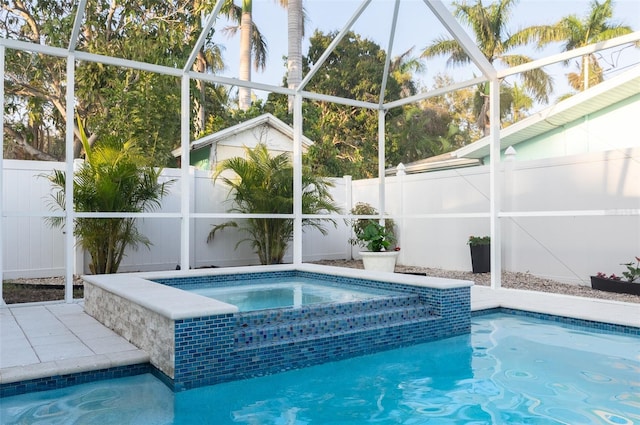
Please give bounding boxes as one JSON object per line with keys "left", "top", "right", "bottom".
{"left": 1, "top": 286, "right": 638, "bottom": 388}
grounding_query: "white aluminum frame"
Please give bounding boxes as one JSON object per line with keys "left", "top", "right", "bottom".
{"left": 1, "top": 1, "right": 637, "bottom": 301}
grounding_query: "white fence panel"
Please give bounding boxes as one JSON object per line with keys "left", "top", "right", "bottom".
{"left": 346, "top": 148, "right": 640, "bottom": 284}
{"left": 501, "top": 148, "right": 640, "bottom": 284}
{"left": 2, "top": 160, "right": 66, "bottom": 278}
{"left": 301, "top": 177, "right": 351, "bottom": 262}
{"left": 2, "top": 147, "right": 638, "bottom": 284}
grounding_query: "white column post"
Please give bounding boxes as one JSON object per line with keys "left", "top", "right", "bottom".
{"left": 344, "top": 174, "right": 353, "bottom": 260}
{"left": 64, "top": 55, "right": 76, "bottom": 302}
{"left": 73, "top": 159, "right": 84, "bottom": 276}
{"left": 180, "top": 74, "right": 191, "bottom": 270}
{"left": 396, "top": 163, "right": 406, "bottom": 262}
{"left": 378, "top": 110, "right": 386, "bottom": 222}
{"left": 292, "top": 93, "right": 303, "bottom": 265}
{"left": 0, "top": 46, "right": 4, "bottom": 303}
{"left": 489, "top": 79, "right": 502, "bottom": 289}
{"left": 503, "top": 146, "right": 517, "bottom": 273}
{"left": 189, "top": 166, "right": 196, "bottom": 269}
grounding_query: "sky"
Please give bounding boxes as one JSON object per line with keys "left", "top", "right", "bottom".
{"left": 209, "top": 0, "right": 640, "bottom": 106}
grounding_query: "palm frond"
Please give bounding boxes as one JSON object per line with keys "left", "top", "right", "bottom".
{"left": 209, "top": 143, "right": 340, "bottom": 264}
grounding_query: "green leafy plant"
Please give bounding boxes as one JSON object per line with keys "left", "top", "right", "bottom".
{"left": 349, "top": 202, "right": 396, "bottom": 252}
{"left": 596, "top": 256, "right": 640, "bottom": 283}
{"left": 44, "top": 117, "right": 173, "bottom": 274}
{"left": 208, "top": 143, "right": 340, "bottom": 265}
{"left": 621, "top": 257, "right": 640, "bottom": 283}
{"left": 467, "top": 235, "right": 490, "bottom": 246}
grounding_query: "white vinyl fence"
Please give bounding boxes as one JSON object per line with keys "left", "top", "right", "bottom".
{"left": 3, "top": 146, "right": 639, "bottom": 285}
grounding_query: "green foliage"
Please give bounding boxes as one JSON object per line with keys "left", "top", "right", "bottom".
{"left": 301, "top": 31, "right": 404, "bottom": 178}
{"left": 386, "top": 105, "right": 453, "bottom": 165}
{"left": 621, "top": 257, "right": 640, "bottom": 283}
{"left": 208, "top": 143, "right": 340, "bottom": 265}
{"left": 1, "top": 1, "right": 223, "bottom": 163}
{"left": 358, "top": 222, "right": 395, "bottom": 252}
{"left": 44, "top": 118, "right": 173, "bottom": 274}
{"left": 349, "top": 203, "right": 396, "bottom": 252}
{"left": 467, "top": 235, "right": 491, "bottom": 246}
{"left": 526, "top": 0, "right": 635, "bottom": 92}
{"left": 421, "top": 0, "right": 555, "bottom": 134}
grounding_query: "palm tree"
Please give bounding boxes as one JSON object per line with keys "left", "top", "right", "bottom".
{"left": 285, "top": 0, "right": 303, "bottom": 112}
{"left": 505, "top": 83, "right": 533, "bottom": 124}
{"left": 390, "top": 47, "right": 426, "bottom": 98}
{"left": 45, "top": 119, "right": 173, "bottom": 274}
{"left": 528, "top": 0, "right": 634, "bottom": 91}
{"left": 208, "top": 143, "right": 340, "bottom": 265}
{"left": 421, "top": 0, "right": 553, "bottom": 136}
{"left": 222, "top": 0, "right": 268, "bottom": 111}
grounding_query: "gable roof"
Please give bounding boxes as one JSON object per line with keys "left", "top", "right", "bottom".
{"left": 172, "top": 113, "right": 313, "bottom": 157}
{"left": 454, "top": 65, "right": 640, "bottom": 160}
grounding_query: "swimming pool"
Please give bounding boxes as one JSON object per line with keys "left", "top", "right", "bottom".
{"left": 185, "top": 277, "right": 389, "bottom": 311}
{"left": 3, "top": 313, "right": 637, "bottom": 424}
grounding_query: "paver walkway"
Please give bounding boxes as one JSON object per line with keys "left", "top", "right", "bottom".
{"left": 0, "top": 303, "right": 148, "bottom": 385}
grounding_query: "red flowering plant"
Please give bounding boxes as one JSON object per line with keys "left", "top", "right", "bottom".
{"left": 596, "top": 256, "right": 640, "bottom": 283}
{"left": 595, "top": 272, "right": 621, "bottom": 281}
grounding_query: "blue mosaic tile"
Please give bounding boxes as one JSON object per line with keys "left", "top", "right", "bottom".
{"left": 165, "top": 271, "right": 471, "bottom": 391}
{"left": 0, "top": 363, "right": 151, "bottom": 398}
{"left": 473, "top": 307, "right": 640, "bottom": 336}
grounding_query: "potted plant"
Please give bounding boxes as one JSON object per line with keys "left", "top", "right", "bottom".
{"left": 349, "top": 202, "right": 398, "bottom": 272}
{"left": 591, "top": 257, "right": 640, "bottom": 295}
{"left": 468, "top": 235, "right": 490, "bottom": 273}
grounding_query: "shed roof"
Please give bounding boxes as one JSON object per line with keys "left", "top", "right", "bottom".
{"left": 173, "top": 113, "right": 313, "bottom": 158}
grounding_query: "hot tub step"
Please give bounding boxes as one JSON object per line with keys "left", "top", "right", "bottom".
{"left": 235, "top": 294, "right": 425, "bottom": 329}
{"left": 230, "top": 315, "right": 445, "bottom": 379}
{"left": 235, "top": 304, "right": 435, "bottom": 349}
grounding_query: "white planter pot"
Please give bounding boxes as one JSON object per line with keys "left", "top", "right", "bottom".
{"left": 360, "top": 251, "right": 399, "bottom": 273}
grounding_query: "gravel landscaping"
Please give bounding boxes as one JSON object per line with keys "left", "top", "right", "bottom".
{"left": 314, "top": 259, "right": 640, "bottom": 304}
{"left": 3, "top": 262, "right": 638, "bottom": 304}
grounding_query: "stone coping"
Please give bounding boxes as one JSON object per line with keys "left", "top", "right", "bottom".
{"left": 82, "top": 275, "right": 238, "bottom": 320}
{"left": 0, "top": 351, "right": 149, "bottom": 385}
{"left": 82, "top": 264, "right": 473, "bottom": 321}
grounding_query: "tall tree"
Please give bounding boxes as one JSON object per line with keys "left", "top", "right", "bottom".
{"left": 421, "top": 0, "right": 553, "bottom": 136}
{"left": 208, "top": 143, "right": 339, "bottom": 265}
{"left": 0, "top": 0, "right": 224, "bottom": 163}
{"left": 284, "top": 0, "right": 304, "bottom": 113}
{"left": 527, "top": 0, "right": 634, "bottom": 91}
{"left": 1, "top": 1, "right": 73, "bottom": 160}
{"left": 504, "top": 83, "right": 533, "bottom": 124}
{"left": 390, "top": 47, "right": 425, "bottom": 98}
{"left": 302, "top": 30, "right": 403, "bottom": 178}
{"left": 386, "top": 106, "right": 453, "bottom": 166}
{"left": 222, "top": 0, "right": 268, "bottom": 111}
{"left": 423, "top": 74, "right": 481, "bottom": 148}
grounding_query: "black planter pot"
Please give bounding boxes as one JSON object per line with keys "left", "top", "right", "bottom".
{"left": 470, "top": 244, "right": 490, "bottom": 274}
{"left": 590, "top": 276, "right": 640, "bottom": 295}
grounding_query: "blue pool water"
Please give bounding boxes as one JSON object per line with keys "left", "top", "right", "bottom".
{"left": 186, "top": 277, "right": 389, "bottom": 312}
{"left": 2, "top": 313, "right": 638, "bottom": 424}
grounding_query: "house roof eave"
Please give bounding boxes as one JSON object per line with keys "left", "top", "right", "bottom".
{"left": 454, "top": 65, "right": 640, "bottom": 160}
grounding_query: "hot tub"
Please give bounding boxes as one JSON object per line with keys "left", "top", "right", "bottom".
{"left": 82, "top": 264, "right": 473, "bottom": 391}
{"left": 185, "top": 278, "right": 391, "bottom": 312}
